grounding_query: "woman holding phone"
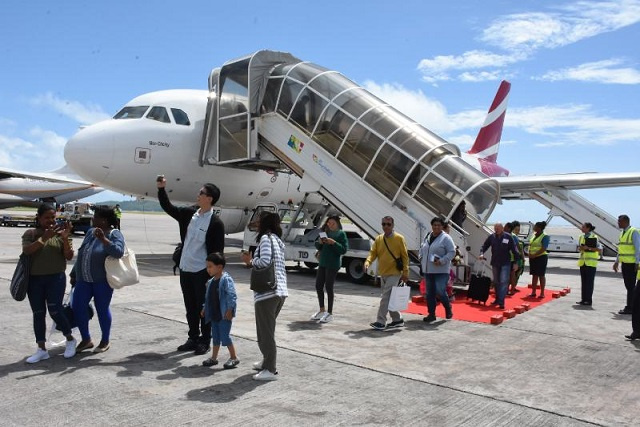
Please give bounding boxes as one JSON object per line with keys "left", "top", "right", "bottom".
{"left": 310, "top": 215, "right": 348, "bottom": 323}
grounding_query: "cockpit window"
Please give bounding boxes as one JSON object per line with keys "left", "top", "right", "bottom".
{"left": 146, "top": 106, "right": 170, "bottom": 123}
{"left": 114, "top": 106, "right": 149, "bottom": 119}
{"left": 171, "top": 108, "right": 191, "bottom": 126}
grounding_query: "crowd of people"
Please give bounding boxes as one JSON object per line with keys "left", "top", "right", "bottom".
{"left": 18, "top": 178, "right": 640, "bottom": 377}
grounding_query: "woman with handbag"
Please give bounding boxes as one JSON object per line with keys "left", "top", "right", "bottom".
{"left": 241, "top": 211, "right": 288, "bottom": 381}
{"left": 70, "top": 206, "right": 125, "bottom": 353}
{"left": 21, "top": 203, "right": 77, "bottom": 363}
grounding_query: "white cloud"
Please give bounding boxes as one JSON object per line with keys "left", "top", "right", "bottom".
{"left": 482, "top": 1, "right": 640, "bottom": 52}
{"left": 418, "top": 50, "right": 520, "bottom": 83}
{"left": 0, "top": 128, "right": 68, "bottom": 171}
{"left": 418, "top": 0, "right": 640, "bottom": 83}
{"left": 538, "top": 59, "right": 640, "bottom": 84}
{"left": 362, "top": 81, "right": 640, "bottom": 149}
{"left": 29, "top": 92, "right": 111, "bottom": 125}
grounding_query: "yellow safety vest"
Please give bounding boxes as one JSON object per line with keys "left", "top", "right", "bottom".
{"left": 529, "top": 233, "right": 548, "bottom": 257}
{"left": 618, "top": 227, "right": 637, "bottom": 264}
{"left": 578, "top": 233, "right": 599, "bottom": 267}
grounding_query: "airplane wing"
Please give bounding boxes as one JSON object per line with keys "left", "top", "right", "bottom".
{"left": 496, "top": 172, "right": 640, "bottom": 196}
{"left": 0, "top": 165, "right": 95, "bottom": 185}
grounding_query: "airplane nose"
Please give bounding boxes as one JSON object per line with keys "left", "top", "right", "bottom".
{"left": 64, "top": 122, "right": 114, "bottom": 185}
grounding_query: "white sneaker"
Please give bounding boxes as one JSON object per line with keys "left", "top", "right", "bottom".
{"left": 252, "top": 361, "right": 263, "bottom": 371}
{"left": 318, "top": 313, "right": 333, "bottom": 323}
{"left": 26, "top": 349, "right": 50, "bottom": 364}
{"left": 310, "top": 311, "right": 325, "bottom": 321}
{"left": 253, "top": 369, "right": 278, "bottom": 381}
{"left": 64, "top": 338, "right": 77, "bottom": 359}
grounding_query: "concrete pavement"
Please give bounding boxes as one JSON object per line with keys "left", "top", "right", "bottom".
{"left": 0, "top": 212, "right": 638, "bottom": 426}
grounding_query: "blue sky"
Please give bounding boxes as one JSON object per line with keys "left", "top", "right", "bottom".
{"left": 1, "top": 0, "right": 639, "bottom": 225}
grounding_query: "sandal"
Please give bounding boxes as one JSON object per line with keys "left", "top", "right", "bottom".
{"left": 528, "top": 293, "right": 536, "bottom": 298}
{"left": 202, "top": 358, "right": 218, "bottom": 367}
{"left": 538, "top": 294, "right": 545, "bottom": 299}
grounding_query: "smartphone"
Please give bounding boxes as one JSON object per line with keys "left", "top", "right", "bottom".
{"left": 319, "top": 232, "right": 327, "bottom": 239}
{"left": 156, "top": 174, "right": 165, "bottom": 182}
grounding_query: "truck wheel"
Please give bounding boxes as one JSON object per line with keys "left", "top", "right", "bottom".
{"left": 345, "top": 258, "right": 369, "bottom": 284}
{"left": 304, "top": 262, "right": 318, "bottom": 269}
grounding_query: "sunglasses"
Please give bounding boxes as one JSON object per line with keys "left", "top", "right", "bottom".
{"left": 199, "top": 190, "right": 211, "bottom": 197}
{"left": 381, "top": 222, "right": 393, "bottom": 226}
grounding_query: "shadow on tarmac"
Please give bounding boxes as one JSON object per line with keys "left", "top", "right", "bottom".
{"left": 185, "top": 372, "right": 267, "bottom": 403}
{"left": 0, "top": 349, "right": 197, "bottom": 380}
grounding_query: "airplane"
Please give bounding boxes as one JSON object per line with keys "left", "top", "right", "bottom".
{"left": 62, "top": 53, "right": 640, "bottom": 243}
{"left": 0, "top": 165, "right": 104, "bottom": 209}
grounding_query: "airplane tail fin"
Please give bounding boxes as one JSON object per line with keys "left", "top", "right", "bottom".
{"left": 466, "top": 80, "right": 510, "bottom": 163}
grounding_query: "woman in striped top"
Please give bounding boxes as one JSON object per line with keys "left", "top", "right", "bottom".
{"left": 241, "top": 211, "right": 288, "bottom": 381}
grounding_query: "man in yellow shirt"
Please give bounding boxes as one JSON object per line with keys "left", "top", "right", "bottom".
{"left": 364, "top": 216, "right": 409, "bottom": 330}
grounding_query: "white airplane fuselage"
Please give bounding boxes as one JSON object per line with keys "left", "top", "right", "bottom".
{"left": 64, "top": 90, "right": 309, "bottom": 233}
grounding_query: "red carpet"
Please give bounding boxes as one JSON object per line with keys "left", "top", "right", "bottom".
{"left": 404, "top": 286, "right": 567, "bottom": 324}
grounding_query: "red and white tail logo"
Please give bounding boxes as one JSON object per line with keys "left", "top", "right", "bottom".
{"left": 467, "top": 80, "right": 510, "bottom": 163}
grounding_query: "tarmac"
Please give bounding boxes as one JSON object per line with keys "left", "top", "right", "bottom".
{"left": 0, "top": 212, "right": 639, "bottom": 426}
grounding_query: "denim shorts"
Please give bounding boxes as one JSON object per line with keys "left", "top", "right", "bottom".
{"left": 211, "top": 319, "right": 233, "bottom": 346}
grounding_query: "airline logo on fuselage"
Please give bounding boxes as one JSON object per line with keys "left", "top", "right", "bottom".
{"left": 287, "top": 135, "right": 304, "bottom": 153}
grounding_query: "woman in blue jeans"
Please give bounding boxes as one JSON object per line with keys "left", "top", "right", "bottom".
{"left": 71, "top": 206, "right": 125, "bottom": 353}
{"left": 21, "top": 203, "right": 77, "bottom": 363}
{"left": 419, "top": 217, "right": 456, "bottom": 322}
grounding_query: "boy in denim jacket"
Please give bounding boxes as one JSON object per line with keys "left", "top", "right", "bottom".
{"left": 200, "top": 253, "right": 239, "bottom": 368}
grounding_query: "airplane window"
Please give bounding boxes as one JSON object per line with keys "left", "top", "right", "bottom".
{"left": 146, "top": 106, "right": 170, "bottom": 123}
{"left": 171, "top": 108, "right": 190, "bottom": 126}
{"left": 113, "top": 106, "right": 149, "bottom": 119}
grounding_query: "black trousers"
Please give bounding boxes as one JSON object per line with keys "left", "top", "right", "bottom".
{"left": 179, "top": 269, "right": 211, "bottom": 342}
{"left": 621, "top": 263, "right": 637, "bottom": 308}
{"left": 579, "top": 265, "right": 596, "bottom": 304}
{"left": 315, "top": 267, "right": 338, "bottom": 313}
{"left": 631, "top": 281, "right": 640, "bottom": 334}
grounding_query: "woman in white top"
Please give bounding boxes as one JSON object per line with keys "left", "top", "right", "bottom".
{"left": 241, "top": 211, "right": 288, "bottom": 381}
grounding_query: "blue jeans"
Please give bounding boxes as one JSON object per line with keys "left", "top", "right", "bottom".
{"left": 492, "top": 264, "right": 511, "bottom": 306}
{"left": 27, "top": 273, "right": 71, "bottom": 342}
{"left": 211, "top": 319, "right": 233, "bottom": 346}
{"left": 425, "top": 273, "right": 451, "bottom": 315}
{"left": 72, "top": 280, "right": 113, "bottom": 342}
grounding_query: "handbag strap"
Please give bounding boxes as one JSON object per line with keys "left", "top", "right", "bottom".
{"left": 383, "top": 236, "right": 399, "bottom": 262}
{"left": 257, "top": 233, "right": 275, "bottom": 264}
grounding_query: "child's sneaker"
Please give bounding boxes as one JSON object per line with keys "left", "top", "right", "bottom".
{"left": 310, "top": 311, "right": 325, "bottom": 321}
{"left": 202, "top": 358, "right": 218, "bottom": 367}
{"left": 26, "top": 349, "right": 50, "bottom": 364}
{"left": 223, "top": 358, "right": 240, "bottom": 369}
{"left": 318, "top": 313, "right": 333, "bottom": 323}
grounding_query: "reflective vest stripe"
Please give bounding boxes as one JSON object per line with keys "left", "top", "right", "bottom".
{"left": 618, "top": 228, "right": 637, "bottom": 264}
{"left": 578, "top": 234, "right": 599, "bottom": 267}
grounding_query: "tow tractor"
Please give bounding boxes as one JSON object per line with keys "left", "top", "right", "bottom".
{"left": 59, "top": 202, "right": 95, "bottom": 234}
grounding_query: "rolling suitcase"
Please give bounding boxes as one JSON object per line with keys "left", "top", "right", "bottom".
{"left": 467, "top": 263, "right": 491, "bottom": 304}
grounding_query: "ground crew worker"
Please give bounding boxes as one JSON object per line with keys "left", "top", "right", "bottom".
{"left": 613, "top": 215, "right": 640, "bottom": 315}
{"left": 114, "top": 204, "right": 122, "bottom": 230}
{"left": 576, "top": 222, "right": 602, "bottom": 306}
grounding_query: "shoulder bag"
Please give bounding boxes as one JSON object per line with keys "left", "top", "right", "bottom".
{"left": 250, "top": 234, "right": 277, "bottom": 293}
{"left": 10, "top": 253, "right": 31, "bottom": 301}
{"left": 105, "top": 231, "right": 140, "bottom": 289}
{"left": 383, "top": 237, "right": 404, "bottom": 272}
